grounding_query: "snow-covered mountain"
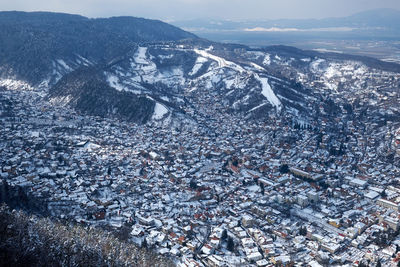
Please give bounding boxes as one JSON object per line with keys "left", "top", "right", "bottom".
{"left": 1, "top": 12, "right": 399, "bottom": 126}
{"left": 0, "top": 11, "right": 196, "bottom": 86}
{"left": 47, "top": 42, "right": 308, "bottom": 124}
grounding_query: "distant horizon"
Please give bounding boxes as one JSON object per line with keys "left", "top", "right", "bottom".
{"left": 167, "top": 8, "right": 400, "bottom": 22}
{"left": 1, "top": 0, "right": 400, "bottom": 21}
{"left": 0, "top": 7, "right": 400, "bottom": 24}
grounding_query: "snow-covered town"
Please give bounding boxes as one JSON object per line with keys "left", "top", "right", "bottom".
{"left": 1, "top": 70, "right": 400, "bottom": 267}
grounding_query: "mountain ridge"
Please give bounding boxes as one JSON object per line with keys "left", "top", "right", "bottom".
{"left": 0, "top": 11, "right": 197, "bottom": 85}
{"left": 1, "top": 11, "right": 399, "bottom": 126}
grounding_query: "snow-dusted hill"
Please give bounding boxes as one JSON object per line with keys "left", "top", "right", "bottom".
{"left": 1, "top": 12, "right": 399, "bottom": 126}
{"left": 46, "top": 43, "right": 310, "bottom": 124}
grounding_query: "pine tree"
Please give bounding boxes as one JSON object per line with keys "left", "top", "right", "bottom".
{"left": 189, "top": 179, "right": 198, "bottom": 189}
{"left": 221, "top": 229, "right": 227, "bottom": 240}
{"left": 299, "top": 226, "right": 307, "bottom": 236}
{"left": 227, "top": 237, "right": 234, "bottom": 252}
{"left": 279, "top": 164, "right": 289, "bottom": 174}
{"left": 142, "top": 238, "right": 148, "bottom": 249}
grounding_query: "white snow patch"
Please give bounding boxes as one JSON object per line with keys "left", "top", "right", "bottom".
{"left": 128, "top": 48, "right": 187, "bottom": 87}
{"left": 154, "top": 68, "right": 185, "bottom": 86}
{"left": 158, "top": 54, "right": 173, "bottom": 59}
{"left": 254, "top": 74, "right": 281, "bottom": 112}
{"left": 325, "top": 65, "right": 341, "bottom": 79}
{"left": 222, "top": 76, "right": 247, "bottom": 90}
{"left": 56, "top": 59, "right": 72, "bottom": 71}
{"left": 77, "top": 55, "right": 92, "bottom": 66}
{"left": 38, "top": 78, "right": 51, "bottom": 91}
{"left": 243, "top": 94, "right": 251, "bottom": 103}
{"left": 189, "top": 56, "right": 208, "bottom": 76}
{"left": 310, "top": 59, "right": 326, "bottom": 72}
{"left": 211, "top": 73, "right": 222, "bottom": 84}
{"left": 135, "top": 47, "right": 149, "bottom": 64}
{"left": 194, "top": 49, "right": 245, "bottom": 73}
{"left": 226, "top": 89, "right": 234, "bottom": 96}
{"left": 0, "top": 79, "right": 33, "bottom": 90}
{"left": 51, "top": 62, "right": 63, "bottom": 82}
{"left": 106, "top": 74, "right": 125, "bottom": 91}
{"left": 263, "top": 54, "right": 271, "bottom": 65}
{"left": 49, "top": 95, "right": 72, "bottom": 106}
{"left": 325, "top": 82, "right": 337, "bottom": 92}
{"left": 248, "top": 103, "right": 267, "bottom": 112}
{"left": 152, "top": 103, "right": 168, "bottom": 120}
{"left": 224, "top": 79, "right": 235, "bottom": 89}
{"left": 354, "top": 65, "right": 368, "bottom": 75}
{"left": 250, "top": 62, "right": 266, "bottom": 71}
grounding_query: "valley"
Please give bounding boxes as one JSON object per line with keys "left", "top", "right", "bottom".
{"left": 1, "top": 11, "right": 400, "bottom": 267}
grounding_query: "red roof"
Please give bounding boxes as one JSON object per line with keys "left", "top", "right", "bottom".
{"left": 231, "top": 165, "right": 239, "bottom": 173}
{"left": 169, "top": 232, "right": 177, "bottom": 238}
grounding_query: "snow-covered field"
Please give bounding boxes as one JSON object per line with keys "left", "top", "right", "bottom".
{"left": 254, "top": 74, "right": 282, "bottom": 111}
{"left": 152, "top": 103, "right": 168, "bottom": 120}
{"left": 194, "top": 48, "right": 246, "bottom": 73}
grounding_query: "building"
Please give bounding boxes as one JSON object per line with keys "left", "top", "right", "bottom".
{"left": 297, "top": 194, "right": 309, "bottom": 207}
{"left": 247, "top": 252, "right": 263, "bottom": 262}
{"left": 377, "top": 198, "right": 399, "bottom": 211}
{"left": 242, "top": 214, "right": 255, "bottom": 227}
{"left": 289, "top": 167, "right": 323, "bottom": 182}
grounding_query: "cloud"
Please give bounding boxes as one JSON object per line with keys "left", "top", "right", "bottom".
{"left": 244, "top": 27, "right": 355, "bottom": 32}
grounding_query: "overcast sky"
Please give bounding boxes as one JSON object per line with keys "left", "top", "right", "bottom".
{"left": 1, "top": 0, "right": 400, "bottom": 21}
